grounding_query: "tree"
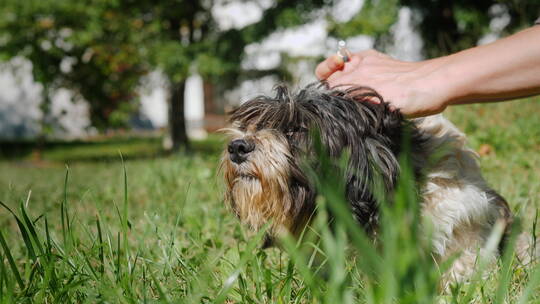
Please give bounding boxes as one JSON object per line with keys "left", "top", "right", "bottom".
{"left": 329, "top": 0, "right": 540, "bottom": 58}
{"left": 139, "top": 0, "right": 332, "bottom": 151}
{"left": 0, "top": 0, "right": 149, "bottom": 134}
{"left": 1, "top": 0, "right": 332, "bottom": 151}
{"left": 402, "top": 0, "right": 540, "bottom": 57}
{"left": 328, "top": 0, "right": 399, "bottom": 48}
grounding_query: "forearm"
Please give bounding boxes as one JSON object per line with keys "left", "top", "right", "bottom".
{"left": 430, "top": 26, "right": 540, "bottom": 106}
{"left": 316, "top": 25, "right": 540, "bottom": 117}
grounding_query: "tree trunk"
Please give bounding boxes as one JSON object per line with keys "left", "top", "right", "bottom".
{"left": 169, "top": 80, "right": 190, "bottom": 152}
{"left": 203, "top": 81, "right": 215, "bottom": 115}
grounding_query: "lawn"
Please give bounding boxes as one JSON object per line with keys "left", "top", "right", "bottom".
{"left": 0, "top": 97, "right": 539, "bottom": 303}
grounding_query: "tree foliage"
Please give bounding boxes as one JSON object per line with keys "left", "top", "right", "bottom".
{"left": 4, "top": 0, "right": 536, "bottom": 146}
{"left": 0, "top": 0, "right": 149, "bottom": 130}
{"left": 329, "top": 0, "right": 540, "bottom": 58}
{"left": 402, "top": 0, "right": 540, "bottom": 57}
{"left": 0, "top": 0, "right": 331, "bottom": 149}
{"left": 328, "top": 0, "right": 399, "bottom": 42}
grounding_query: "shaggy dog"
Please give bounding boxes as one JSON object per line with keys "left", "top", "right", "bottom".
{"left": 220, "top": 83, "right": 523, "bottom": 281}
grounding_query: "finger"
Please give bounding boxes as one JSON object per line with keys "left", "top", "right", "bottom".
{"left": 326, "top": 71, "right": 354, "bottom": 87}
{"left": 315, "top": 55, "right": 344, "bottom": 80}
{"left": 326, "top": 72, "right": 344, "bottom": 87}
{"left": 327, "top": 74, "right": 382, "bottom": 105}
{"left": 358, "top": 49, "right": 391, "bottom": 59}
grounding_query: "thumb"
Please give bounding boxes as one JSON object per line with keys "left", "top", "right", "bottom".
{"left": 315, "top": 55, "right": 344, "bottom": 80}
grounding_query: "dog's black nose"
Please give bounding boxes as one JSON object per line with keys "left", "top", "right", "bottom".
{"left": 228, "top": 139, "right": 255, "bottom": 164}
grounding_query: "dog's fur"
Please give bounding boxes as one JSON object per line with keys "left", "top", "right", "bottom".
{"left": 220, "top": 83, "right": 521, "bottom": 281}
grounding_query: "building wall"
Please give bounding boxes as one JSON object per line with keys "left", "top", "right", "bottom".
{"left": 0, "top": 60, "right": 206, "bottom": 140}
{"left": 0, "top": 57, "right": 91, "bottom": 139}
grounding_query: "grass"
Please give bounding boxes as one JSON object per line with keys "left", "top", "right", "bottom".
{"left": 0, "top": 96, "right": 539, "bottom": 303}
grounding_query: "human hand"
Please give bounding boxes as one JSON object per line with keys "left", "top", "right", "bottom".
{"left": 315, "top": 50, "right": 450, "bottom": 117}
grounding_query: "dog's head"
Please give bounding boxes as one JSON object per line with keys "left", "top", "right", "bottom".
{"left": 220, "top": 83, "right": 423, "bottom": 242}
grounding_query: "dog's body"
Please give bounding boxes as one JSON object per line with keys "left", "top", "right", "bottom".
{"left": 220, "top": 84, "right": 516, "bottom": 281}
{"left": 411, "top": 114, "right": 512, "bottom": 280}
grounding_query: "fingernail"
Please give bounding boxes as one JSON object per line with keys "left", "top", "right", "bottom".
{"left": 332, "top": 55, "right": 345, "bottom": 68}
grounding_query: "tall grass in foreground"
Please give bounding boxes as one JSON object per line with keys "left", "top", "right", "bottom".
{"left": 0, "top": 149, "right": 539, "bottom": 303}
{"left": 275, "top": 132, "right": 540, "bottom": 303}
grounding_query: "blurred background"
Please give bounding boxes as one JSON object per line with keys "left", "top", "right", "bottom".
{"left": 0, "top": 0, "right": 538, "bottom": 161}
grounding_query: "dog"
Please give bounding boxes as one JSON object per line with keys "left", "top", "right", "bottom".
{"left": 220, "top": 83, "right": 527, "bottom": 281}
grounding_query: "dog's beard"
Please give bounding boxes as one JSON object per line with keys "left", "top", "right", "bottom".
{"left": 221, "top": 128, "right": 295, "bottom": 236}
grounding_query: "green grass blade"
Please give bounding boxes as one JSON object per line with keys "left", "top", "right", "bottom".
{"left": 461, "top": 220, "right": 506, "bottom": 303}
{"left": 150, "top": 270, "right": 171, "bottom": 303}
{"left": 19, "top": 198, "right": 45, "bottom": 257}
{"left": 44, "top": 217, "right": 52, "bottom": 256}
{"left": 531, "top": 210, "right": 538, "bottom": 261}
{"left": 96, "top": 215, "right": 105, "bottom": 276}
{"left": 82, "top": 250, "right": 99, "bottom": 280}
{"left": 55, "top": 278, "right": 88, "bottom": 301}
{"left": 62, "top": 165, "right": 70, "bottom": 246}
{"left": 0, "top": 200, "right": 36, "bottom": 261}
{"left": 0, "top": 253, "right": 4, "bottom": 298}
{"left": 116, "top": 231, "right": 121, "bottom": 283}
{"left": 0, "top": 231, "right": 24, "bottom": 290}
{"left": 130, "top": 251, "right": 140, "bottom": 280}
{"left": 493, "top": 219, "right": 522, "bottom": 304}
{"left": 517, "top": 263, "right": 540, "bottom": 304}
{"left": 120, "top": 152, "right": 130, "bottom": 262}
{"left": 214, "top": 225, "right": 268, "bottom": 304}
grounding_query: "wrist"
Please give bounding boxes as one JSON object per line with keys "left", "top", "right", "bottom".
{"left": 415, "top": 56, "right": 456, "bottom": 113}
{"left": 422, "top": 52, "right": 485, "bottom": 110}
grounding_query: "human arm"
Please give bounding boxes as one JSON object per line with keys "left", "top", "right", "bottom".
{"left": 315, "top": 26, "right": 540, "bottom": 117}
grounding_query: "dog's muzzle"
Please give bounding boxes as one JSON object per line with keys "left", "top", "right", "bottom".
{"left": 228, "top": 139, "right": 255, "bottom": 164}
